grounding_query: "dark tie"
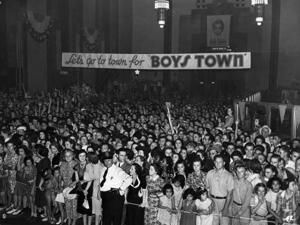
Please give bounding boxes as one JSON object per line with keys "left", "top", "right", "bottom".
{"left": 100, "top": 168, "right": 108, "bottom": 187}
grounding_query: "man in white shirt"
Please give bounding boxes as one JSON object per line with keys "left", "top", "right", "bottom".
{"left": 100, "top": 151, "right": 132, "bottom": 225}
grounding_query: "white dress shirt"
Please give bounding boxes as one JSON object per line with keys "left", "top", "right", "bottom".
{"left": 99, "top": 164, "right": 132, "bottom": 194}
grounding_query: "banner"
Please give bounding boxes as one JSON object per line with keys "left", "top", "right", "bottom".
{"left": 294, "top": 106, "right": 300, "bottom": 138}
{"left": 239, "top": 101, "right": 246, "bottom": 122}
{"left": 278, "top": 104, "right": 287, "bottom": 123}
{"left": 62, "top": 52, "right": 251, "bottom": 70}
{"left": 207, "top": 15, "right": 231, "bottom": 48}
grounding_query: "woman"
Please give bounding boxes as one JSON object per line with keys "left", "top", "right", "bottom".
{"left": 186, "top": 157, "right": 206, "bottom": 191}
{"left": 126, "top": 163, "right": 145, "bottom": 225}
{"left": 49, "top": 142, "right": 62, "bottom": 168}
{"left": 144, "top": 163, "right": 165, "bottom": 225}
{"left": 174, "top": 139, "right": 184, "bottom": 154}
{"left": 35, "top": 145, "right": 51, "bottom": 220}
{"left": 135, "top": 155, "right": 149, "bottom": 179}
{"left": 84, "top": 152, "right": 105, "bottom": 225}
{"left": 172, "top": 153, "right": 181, "bottom": 171}
{"left": 74, "top": 150, "right": 93, "bottom": 225}
{"left": 60, "top": 150, "right": 78, "bottom": 225}
{"left": 4, "top": 141, "right": 19, "bottom": 214}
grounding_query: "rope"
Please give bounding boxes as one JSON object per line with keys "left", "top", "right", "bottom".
{"left": 124, "top": 201, "right": 298, "bottom": 225}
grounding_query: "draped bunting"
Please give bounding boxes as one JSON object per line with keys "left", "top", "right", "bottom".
{"left": 82, "top": 27, "right": 100, "bottom": 52}
{"left": 278, "top": 104, "right": 287, "bottom": 123}
{"left": 239, "top": 101, "right": 246, "bottom": 122}
{"left": 294, "top": 106, "right": 300, "bottom": 137}
{"left": 25, "top": 11, "right": 54, "bottom": 42}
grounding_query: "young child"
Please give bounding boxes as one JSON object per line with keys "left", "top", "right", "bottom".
{"left": 0, "top": 155, "right": 8, "bottom": 207}
{"left": 265, "top": 177, "right": 282, "bottom": 225}
{"left": 171, "top": 175, "right": 184, "bottom": 224}
{"left": 157, "top": 183, "right": 177, "bottom": 225}
{"left": 250, "top": 183, "right": 270, "bottom": 225}
{"left": 195, "top": 188, "right": 214, "bottom": 225}
{"left": 180, "top": 188, "right": 197, "bottom": 225}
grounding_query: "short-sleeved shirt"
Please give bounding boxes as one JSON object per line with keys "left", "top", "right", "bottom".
{"left": 250, "top": 195, "right": 268, "bottom": 216}
{"left": 265, "top": 190, "right": 281, "bottom": 211}
{"left": 233, "top": 178, "right": 253, "bottom": 206}
{"left": 206, "top": 168, "right": 234, "bottom": 197}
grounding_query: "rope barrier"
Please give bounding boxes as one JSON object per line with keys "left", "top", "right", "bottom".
{"left": 124, "top": 201, "right": 298, "bottom": 225}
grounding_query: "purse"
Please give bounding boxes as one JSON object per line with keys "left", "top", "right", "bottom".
{"left": 55, "top": 193, "right": 65, "bottom": 203}
{"left": 82, "top": 197, "right": 89, "bottom": 209}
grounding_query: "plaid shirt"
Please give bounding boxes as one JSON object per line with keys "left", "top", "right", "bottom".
{"left": 276, "top": 190, "right": 298, "bottom": 222}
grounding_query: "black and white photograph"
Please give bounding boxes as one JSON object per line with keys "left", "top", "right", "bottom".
{"left": 0, "top": 0, "right": 300, "bottom": 225}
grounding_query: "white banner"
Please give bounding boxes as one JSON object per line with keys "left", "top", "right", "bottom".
{"left": 62, "top": 52, "right": 251, "bottom": 70}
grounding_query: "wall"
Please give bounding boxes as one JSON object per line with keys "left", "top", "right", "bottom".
{"left": 277, "top": 0, "right": 300, "bottom": 89}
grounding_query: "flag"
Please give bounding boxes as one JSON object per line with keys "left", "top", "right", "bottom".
{"left": 278, "top": 104, "right": 287, "bottom": 123}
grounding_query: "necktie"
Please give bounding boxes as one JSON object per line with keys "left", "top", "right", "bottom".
{"left": 100, "top": 168, "right": 108, "bottom": 187}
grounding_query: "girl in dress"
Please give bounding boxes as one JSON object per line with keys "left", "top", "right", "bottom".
{"left": 250, "top": 183, "right": 271, "bottom": 225}
{"left": 195, "top": 189, "right": 214, "bottom": 225}
{"left": 157, "top": 183, "right": 177, "bottom": 225}
{"left": 172, "top": 175, "right": 184, "bottom": 225}
{"left": 180, "top": 188, "right": 197, "bottom": 225}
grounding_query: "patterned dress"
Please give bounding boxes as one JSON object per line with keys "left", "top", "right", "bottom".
{"left": 186, "top": 171, "right": 206, "bottom": 191}
{"left": 4, "top": 153, "right": 18, "bottom": 193}
{"left": 180, "top": 200, "right": 196, "bottom": 225}
{"left": 144, "top": 175, "right": 165, "bottom": 225}
{"left": 60, "top": 160, "right": 78, "bottom": 220}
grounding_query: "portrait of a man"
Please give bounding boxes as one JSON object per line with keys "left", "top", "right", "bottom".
{"left": 207, "top": 15, "right": 231, "bottom": 48}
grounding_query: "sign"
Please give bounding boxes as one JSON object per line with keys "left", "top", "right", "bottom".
{"left": 62, "top": 52, "right": 251, "bottom": 70}
{"left": 207, "top": 15, "right": 231, "bottom": 48}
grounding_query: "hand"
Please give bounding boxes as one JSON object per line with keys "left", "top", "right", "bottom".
{"left": 39, "top": 186, "right": 44, "bottom": 191}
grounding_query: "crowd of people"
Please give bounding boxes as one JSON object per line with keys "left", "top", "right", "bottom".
{"left": 0, "top": 85, "right": 299, "bottom": 225}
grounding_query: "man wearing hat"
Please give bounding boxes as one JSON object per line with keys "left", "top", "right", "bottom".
{"left": 99, "top": 151, "right": 132, "bottom": 225}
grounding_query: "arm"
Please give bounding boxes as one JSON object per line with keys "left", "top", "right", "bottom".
{"left": 266, "top": 201, "right": 282, "bottom": 222}
{"left": 83, "top": 181, "right": 92, "bottom": 195}
{"left": 39, "top": 177, "right": 44, "bottom": 191}
{"left": 223, "top": 190, "right": 233, "bottom": 213}
{"left": 250, "top": 197, "right": 263, "bottom": 215}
